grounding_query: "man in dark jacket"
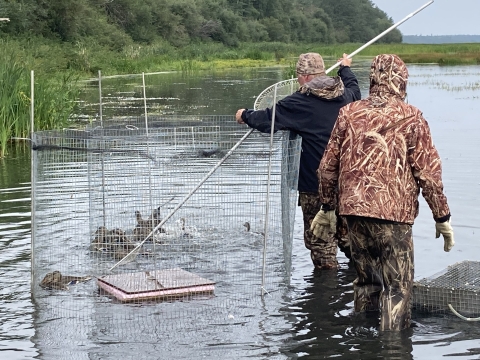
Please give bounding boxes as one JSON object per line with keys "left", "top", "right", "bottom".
{"left": 312, "top": 54, "right": 454, "bottom": 330}
{"left": 235, "top": 52, "right": 361, "bottom": 269}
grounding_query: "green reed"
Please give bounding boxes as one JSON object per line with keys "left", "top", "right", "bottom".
{"left": 2, "top": 37, "right": 479, "bottom": 157}
{"left": 313, "top": 43, "right": 480, "bottom": 65}
{"left": 0, "top": 57, "right": 29, "bottom": 157}
{"left": 0, "top": 51, "right": 79, "bottom": 157}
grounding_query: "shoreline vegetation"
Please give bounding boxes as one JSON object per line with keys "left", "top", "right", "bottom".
{"left": 1, "top": 39, "right": 480, "bottom": 157}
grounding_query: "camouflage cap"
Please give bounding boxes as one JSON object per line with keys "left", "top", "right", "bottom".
{"left": 296, "top": 53, "right": 325, "bottom": 76}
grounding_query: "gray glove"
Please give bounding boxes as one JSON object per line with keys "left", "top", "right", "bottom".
{"left": 435, "top": 219, "right": 455, "bottom": 252}
{"left": 310, "top": 210, "right": 336, "bottom": 239}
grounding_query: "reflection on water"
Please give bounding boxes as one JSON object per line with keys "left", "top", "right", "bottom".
{"left": 280, "top": 265, "right": 417, "bottom": 359}
{"left": 1, "top": 62, "right": 480, "bottom": 359}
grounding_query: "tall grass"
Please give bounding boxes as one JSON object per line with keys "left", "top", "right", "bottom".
{"left": 0, "top": 56, "right": 29, "bottom": 157}
{"left": 0, "top": 50, "right": 79, "bottom": 157}
{"left": 2, "top": 37, "right": 479, "bottom": 157}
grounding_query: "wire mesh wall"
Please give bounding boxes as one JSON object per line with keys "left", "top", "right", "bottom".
{"left": 31, "top": 114, "right": 301, "bottom": 345}
{"left": 413, "top": 260, "right": 480, "bottom": 319}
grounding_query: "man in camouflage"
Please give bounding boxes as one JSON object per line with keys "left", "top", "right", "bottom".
{"left": 311, "top": 54, "right": 454, "bottom": 330}
{"left": 236, "top": 52, "right": 361, "bottom": 269}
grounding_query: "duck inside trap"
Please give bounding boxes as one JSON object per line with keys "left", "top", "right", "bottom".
{"left": 97, "top": 268, "right": 215, "bottom": 302}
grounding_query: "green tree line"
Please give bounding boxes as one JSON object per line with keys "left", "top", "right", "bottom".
{"left": 0, "top": 0, "right": 401, "bottom": 49}
{"left": 0, "top": 0, "right": 402, "bottom": 157}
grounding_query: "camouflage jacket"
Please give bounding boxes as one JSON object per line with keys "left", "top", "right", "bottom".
{"left": 318, "top": 95, "right": 451, "bottom": 224}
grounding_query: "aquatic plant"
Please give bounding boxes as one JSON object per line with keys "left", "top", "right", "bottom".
{"left": 0, "top": 51, "right": 79, "bottom": 157}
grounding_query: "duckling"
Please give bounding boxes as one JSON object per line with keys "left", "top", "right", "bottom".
{"left": 153, "top": 217, "right": 196, "bottom": 242}
{"left": 243, "top": 222, "right": 265, "bottom": 236}
{"left": 40, "top": 271, "right": 92, "bottom": 290}
{"left": 179, "top": 217, "right": 194, "bottom": 239}
{"left": 106, "top": 228, "right": 136, "bottom": 253}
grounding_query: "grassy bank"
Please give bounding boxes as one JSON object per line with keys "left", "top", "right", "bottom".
{"left": 3, "top": 37, "right": 480, "bottom": 77}
{"left": 1, "top": 37, "right": 479, "bottom": 157}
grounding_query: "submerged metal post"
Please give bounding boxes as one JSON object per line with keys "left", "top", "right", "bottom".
{"left": 142, "top": 72, "right": 156, "bottom": 268}
{"left": 30, "top": 70, "right": 35, "bottom": 289}
{"left": 98, "top": 70, "right": 106, "bottom": 228}
{"left": 261, "top": 83, "right": 278, "bottom": 297}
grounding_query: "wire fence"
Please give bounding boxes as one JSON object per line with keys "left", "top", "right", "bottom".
{"left": 31, "top": 113, "right": 302, "bottom": 345}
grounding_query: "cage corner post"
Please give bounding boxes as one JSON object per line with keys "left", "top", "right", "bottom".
{"left": 30, "top": 70, "right": 36, "bottom": 291}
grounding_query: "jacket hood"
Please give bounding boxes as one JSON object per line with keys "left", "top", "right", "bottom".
{"left": 369, "top": 54, "right": 408, "bottom": 100}
{"left": 299, "top": 75, "right": 345, "bottom": 100}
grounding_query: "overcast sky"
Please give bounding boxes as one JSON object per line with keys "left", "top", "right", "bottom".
{"left": 370, "top": 0, "right": 480, "bottom": 35}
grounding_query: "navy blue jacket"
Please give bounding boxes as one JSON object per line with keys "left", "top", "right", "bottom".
{"left": 242, "top": 66, "right": 361, "bottom": 193}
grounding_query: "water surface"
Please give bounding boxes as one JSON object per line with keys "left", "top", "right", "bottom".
{"left": 1, "top": 61, "right": 480, "bottom": 359}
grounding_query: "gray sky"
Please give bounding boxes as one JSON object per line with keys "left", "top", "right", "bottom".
{"left": 370, "top": 0, "right": 480, "bottom": 35}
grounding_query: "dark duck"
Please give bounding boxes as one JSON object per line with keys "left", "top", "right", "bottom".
{"left": 40, "top": 271, "right": 91, "bottom": 290}
{"left": 132, "top": 206, "right": 165, "bottom": 242}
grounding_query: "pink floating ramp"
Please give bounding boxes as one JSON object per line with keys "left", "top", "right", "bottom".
{"left": 97, "top": 268, "right": 215, "bottom": 302}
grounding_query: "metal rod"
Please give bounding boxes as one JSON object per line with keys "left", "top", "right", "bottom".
{"left": 325, "top": 0, "right": 434, "bottom": 73}
{"left": 261, "top": 83, "right": 278, "bottom": 297}
{"left": 98, "top": 70, "right": 106, "bottom": 229}
{"left": 30, "top": 71, "right": 34, "bottom": 134}
{"left": 30, "top": 70, "right": 35, "bottom": 291}
{"left": 98, "top": 70, "right": 103, "bottom": 126}
{"left": 141, "top": 74, "right": 152, "bottom": 209}
{"left": 254, "top": 1, "right": 434, "bottom": 109}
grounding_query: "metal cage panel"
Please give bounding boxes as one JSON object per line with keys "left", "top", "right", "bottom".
{"left": 413, "top": 260, "right": 480, "bottom": 317}
{"left": 31, "top": 115, "right": 301, "bottom": 346}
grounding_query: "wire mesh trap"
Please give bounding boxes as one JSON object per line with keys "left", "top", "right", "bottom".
{"left": 31, "top": 113, "right": 302, "bottom": 339}
{"left": 413, "top": 260, "right": 480, "bottom": 320}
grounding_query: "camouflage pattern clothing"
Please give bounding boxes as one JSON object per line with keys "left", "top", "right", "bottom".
{"left": 318, "top": 54, "right": 451, "bottom": 331}
{"left": 296, "top": 52, "right": 326, "bottom": 75}
{"left": 319, "top": 54, "right": 450, "bottom": 224}
{"left": 299, "top": 192, "right": 351, "bottom": 269}
{"left": 346, "top": 216, "right": 414, "bottom": 331}
{"left": 299, "top": 192, "right": 337, "bottom": 269}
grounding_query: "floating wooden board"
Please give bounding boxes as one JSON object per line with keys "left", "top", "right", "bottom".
{"left": 97, "top": 268, "right": 215, "bottom": 302}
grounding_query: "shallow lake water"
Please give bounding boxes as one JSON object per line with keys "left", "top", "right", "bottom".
{"left": 1, "top": 59, "right": 480, "bottom": 359}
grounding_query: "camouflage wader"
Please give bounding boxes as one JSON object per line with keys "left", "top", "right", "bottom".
{"left": 299, "top": 192, "right": 351, "bottom": 269}
{"left": 346, "top": 216, "right": 414, "bottom": 331}
{"left": 336, "top": 215, "right": 351, "bottom": 260}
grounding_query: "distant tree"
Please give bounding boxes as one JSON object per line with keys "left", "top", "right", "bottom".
{"left": 0, "top": 0, "right": 402, "bottom": 48}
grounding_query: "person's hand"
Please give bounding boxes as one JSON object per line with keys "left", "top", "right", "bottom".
{"left": 338, "top": 53, "right": 352, "bottom": 67}
{"left": 235, "top": 109, "right": 246, "bottom": 124}
{"left": 435, "top": 219, "right": 455, "bottom": 252}
{"left": 310, "top": 209, "right": 336, "bottom": 239}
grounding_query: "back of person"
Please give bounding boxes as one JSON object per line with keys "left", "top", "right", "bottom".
{"left": 314, "top": 54, "right": 454, "bottom": 331}
{"left": 324, "top": 54, "right": 450, "bottom": 224}
{"left": 236, "top": 52, "right": 361, "bottom": 269}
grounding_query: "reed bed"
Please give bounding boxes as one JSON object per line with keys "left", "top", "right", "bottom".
{"left": 1, "top": 37, "right": 479, "bottom": 157}
{"left": 0, "top": 52, "right": 79, "bottom": 157}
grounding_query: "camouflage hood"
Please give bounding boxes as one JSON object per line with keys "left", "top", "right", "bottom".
{"left": 369, "top": 54, "right": 408, "bottom": 100}
{"left": 299, "top": 75, "right": 345, "bottom": 100}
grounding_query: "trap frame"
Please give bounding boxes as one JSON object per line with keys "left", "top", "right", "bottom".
{"left": 30, "top": 71, "right": 303, "bottom": 349}
{"left": 413, "top": 260, "right": 480, "bottom": 320}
